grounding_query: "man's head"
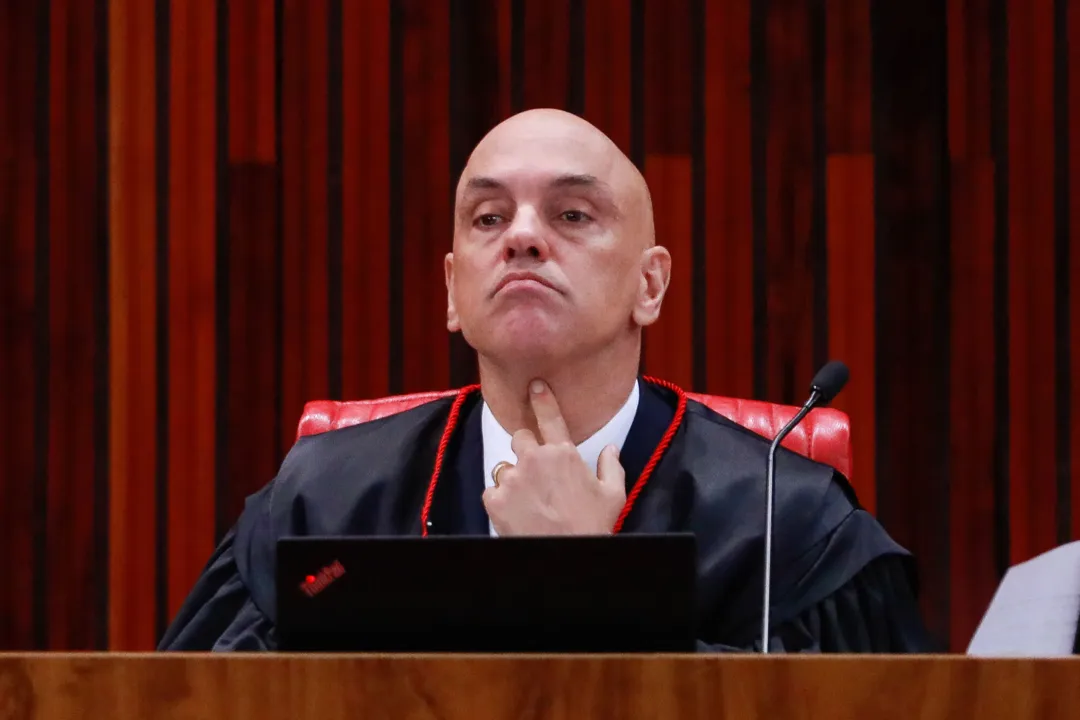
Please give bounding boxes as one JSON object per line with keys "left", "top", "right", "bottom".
{"left": 445, "top": 108, "right": 670, "bottom": 370}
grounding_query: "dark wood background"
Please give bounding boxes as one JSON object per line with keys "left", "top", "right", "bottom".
{"left": 0, "top": 0, "right": 1076, "bottom": 653}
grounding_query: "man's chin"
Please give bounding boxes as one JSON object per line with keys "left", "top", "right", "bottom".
{"left": 464, "top": 310, "right": 579, "bottom": 362}
{"left": 477, "top": 327, "right": 572, "bottom": 366}
{"left": 494, "top": 333, "right": 566, "bottom": 361}
{"left": 494, "top": 308, "right": 563, "bottom": 338}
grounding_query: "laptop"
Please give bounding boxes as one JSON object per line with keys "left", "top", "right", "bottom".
{"left": 275, "top": 533, "right": 697, "bottom": 653}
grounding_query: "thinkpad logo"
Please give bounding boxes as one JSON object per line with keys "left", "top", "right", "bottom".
{"left": 299, "top": 559, "right": 346, "bottom": 597}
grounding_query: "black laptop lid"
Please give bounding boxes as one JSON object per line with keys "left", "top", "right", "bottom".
{"left": 276, "top": 533, "right": 697, "bottom": 653}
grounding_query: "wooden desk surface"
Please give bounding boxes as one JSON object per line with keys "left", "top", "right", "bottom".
{"left": 1, "top": 653, "right": 1079, "bottom": 719}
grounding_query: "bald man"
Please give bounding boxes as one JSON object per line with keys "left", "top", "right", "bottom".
{"left": 160, "top": 109, "right": 931, "bottom": 652}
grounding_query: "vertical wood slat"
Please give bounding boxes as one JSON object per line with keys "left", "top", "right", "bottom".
{"left": 643, "top": 157, "right": 694, "bottom": 388}
{"left": 870, "top": 0, "right": 951, "bottom": 647}
{"left": 47, "top": 0, "right": 106, "bottom": 650}
{"left": 521, "top": 0, "right": 570, "bottom": 109}
{"left": 328, "top": 0, "right": 342, "bottom": 401}
{"left": 948, "top": 0, "right": 992, "bottom": 159}
{"left": 763, "top": 0, "right": 817, "bottom": 404}
{"left": 1071, "top": 0, "right": 1080, "bottom": 540}
{"left": 496, "top": 0, "right": 512, "bottom": 120}
{"left": 222, "top": 0, "right": 280, "bottom": 527}
{"left": 1007, "top": 0, "right": 1058, "bottom": 564}
{"left": 1056, "top": 0, "right": 1071, "bottom": 546}
{"left": 947, "top": 0, "right": 999, "bottom": 653}
{"left": 167, "top": 0, "right": 218, "bottom": 620}
{"left": 824, "top": 0, "right": 873, "bottom": 509}
{"left": 400, "top": 0, "right": 450, "bottom": 392}
{"left": 107, "top": 0, "right": 158, "bottom": 651}
{"left": 641, "top": 0, "right": 694, "bottom": 388}
{"left": 643, "top": 0, "right": 693, "bottom": 156}
{"left": 280, "top": 0, "right": 330, "bottom": 447}
{"left": 228, "top": 0, "right": 274, "bottom": 164}
{"left": 583, "top": 0, "right": 632, "bottom": 156}
{"left": 825, "top": 157, "right": 874, "bottom": 509}
{"left": 450, "top": 0, "right": 507, "bottom": 168}
{"left": 225, "top": 166, "right": 278, "bottom": 521}
{"left": 0, "top": 0, "right": 41, "bottom": 650}
{"left": 703, "top": 0, "right": 753, "bottom": 400}
{"left": 825, "top": 0, "right": 871, "bottom": 153}
{"left": 342, "top": 0, "right": 390, "bottom": 400}
{"left": 950, "top": 160, "right": 997, "bottom": 651}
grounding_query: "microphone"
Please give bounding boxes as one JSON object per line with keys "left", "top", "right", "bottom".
{"left": 760, "top": 360, "right": 849, "bottom": 654}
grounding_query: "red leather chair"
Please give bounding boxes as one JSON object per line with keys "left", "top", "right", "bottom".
{"left": 297, "top": 385, "right": 853, "bottom": 479}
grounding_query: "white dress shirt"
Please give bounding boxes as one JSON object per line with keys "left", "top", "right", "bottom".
{"left": 480, "top": 380, "right": 640, "bottom": 536}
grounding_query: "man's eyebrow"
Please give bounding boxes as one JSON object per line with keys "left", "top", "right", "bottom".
{"left": 549, "top": 173, "right": 606, "bottom": 189}
{"left": 457, "top": 172, "right": 622, "bottom": 219}
{"left": 463, "top": 176, "right": 506, "bottom": 192}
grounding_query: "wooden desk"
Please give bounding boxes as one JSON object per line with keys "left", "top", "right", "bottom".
{"left": 1, "top": 653, "right": 1079, "bottom": 719}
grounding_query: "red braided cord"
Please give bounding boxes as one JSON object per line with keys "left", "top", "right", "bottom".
{"left": 611, "top": 376, "right": 687, "bottom": 533}
{"left": 419, "top": 378, "right": 686, "bottom": 536}
{"left": 420, "top": 384, "right": 481, "bottom": 536}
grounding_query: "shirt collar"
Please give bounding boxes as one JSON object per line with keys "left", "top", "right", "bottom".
{"left": 481, "top": 379, "right": 641, "bottom": 492}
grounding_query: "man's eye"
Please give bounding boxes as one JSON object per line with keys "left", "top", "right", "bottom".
{"left": 560, "top": 210, "right": 589, "bottom": 223}
{"left": 475, "top": 214, "right": 502, "bottom": 227}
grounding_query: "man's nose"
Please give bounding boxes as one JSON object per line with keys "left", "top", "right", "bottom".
{"left": 502, "top": 209, "right": 550, "bottom": 262}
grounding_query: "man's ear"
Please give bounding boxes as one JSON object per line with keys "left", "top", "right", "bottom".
{"left": 632, "top": 246, "right": 671, "bottom": 327}
{"left": 445, "top": 252, "right": 461, "bottom": 332}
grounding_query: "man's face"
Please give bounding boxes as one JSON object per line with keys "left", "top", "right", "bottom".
{"left": 445, "top": 115, "right": 662, "bottom": 367}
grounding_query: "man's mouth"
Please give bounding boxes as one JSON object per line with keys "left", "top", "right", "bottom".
{"left": 494, "top": 271, "right": 559, "bottom": 295}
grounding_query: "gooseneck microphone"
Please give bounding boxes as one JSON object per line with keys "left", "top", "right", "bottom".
{"left": 760, "top": 360, "right": 849, "bottom": 654}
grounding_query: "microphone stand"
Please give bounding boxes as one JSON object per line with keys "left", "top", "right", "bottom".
{"left": 760, "top": 389, "right": 823, "bottom": 655}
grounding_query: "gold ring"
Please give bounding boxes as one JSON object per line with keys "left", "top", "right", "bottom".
{"left": 492, "top": 461, "right": 512, "bottom": 488}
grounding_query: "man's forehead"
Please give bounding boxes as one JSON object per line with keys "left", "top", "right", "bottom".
{"left": 460, "top": 172, "right": 615, "bottom": 195}
{"left": 457, "top": 151, "right": 631, "bottom": 207}
{"left": 462, "top": 114, "right": 622, "bottom": 175}
{"left": 471, "top": 111, "right": 611, "bottom": 155}
{"left": 454, "top": 109, "right": 649, "bottom": 216}
{"left": 466, "top": 142, "right": 613, "bottom": 177}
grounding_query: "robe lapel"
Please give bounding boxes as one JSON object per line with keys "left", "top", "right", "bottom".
{"left": 427, "top": 379, "right": 678, "bottom": 536}
{"left": 619, "top": 380, "right": 677, "bottom": 493}
{"left": 427, "top": 395, "right": 489, "bottom": 535}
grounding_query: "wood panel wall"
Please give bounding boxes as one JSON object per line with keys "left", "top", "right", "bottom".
{"left": 0, "top": 0, "right": 1076, "bottom": 653}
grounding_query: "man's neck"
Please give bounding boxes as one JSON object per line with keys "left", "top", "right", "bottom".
{"left": 477, "top": 344, "right": 640, "bottom": 445}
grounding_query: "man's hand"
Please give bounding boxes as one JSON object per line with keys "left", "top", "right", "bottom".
{"left": 482, "top": 379, "right": 627, "bottom": 535}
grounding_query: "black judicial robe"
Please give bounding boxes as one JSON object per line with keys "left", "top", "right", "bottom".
{"left": 158, "top": 378, "right": 933, "bottom": 652}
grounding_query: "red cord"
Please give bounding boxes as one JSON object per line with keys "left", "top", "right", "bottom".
{"left": 612, "top": 376, "right": 687, "bottom": 533}
{"left": 420, "top": 384, "right": 481, "bottom": 536}
{"left": 419, "top": 378, "right": 687, "bottom": 536}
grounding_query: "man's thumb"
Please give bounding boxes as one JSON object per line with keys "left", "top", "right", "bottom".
{"left": 597, "top": 445, "right": 624, "bottom": 485}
